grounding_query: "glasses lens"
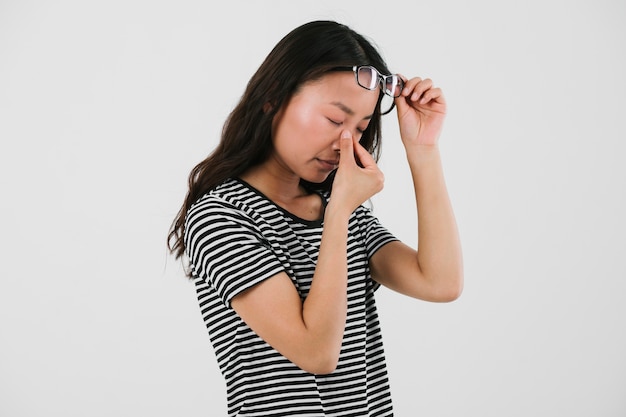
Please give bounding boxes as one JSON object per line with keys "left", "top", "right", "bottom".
{"left": 384, "top": 75, "right": 403, "bottom": 98}
{"left": 356, "top": 66, "right": 379, "bottom": 90}
{"left": 353, "top": 66, "right": 402, "bottom": 113}
{"left": 380, "top": 94, "right": 396, "bottom": 115}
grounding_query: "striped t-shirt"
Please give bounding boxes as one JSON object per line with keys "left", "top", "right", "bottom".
{"left": 185, "top": 178, "right": 398, "bottom": 416}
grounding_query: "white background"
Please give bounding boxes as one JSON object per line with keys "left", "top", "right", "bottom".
{"left": 1, "top": 1, "right": 625, "bottom": 416}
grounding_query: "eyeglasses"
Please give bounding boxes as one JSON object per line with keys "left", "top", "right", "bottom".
{"left": 335, "top": 65, "right": 404, "bottom": 115}
{"left": 354, "top": 65, "right": 404, "bottom": 98}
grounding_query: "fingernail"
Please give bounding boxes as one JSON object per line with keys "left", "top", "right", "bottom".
{"left": 341, "top": 130, "right": 351, "bottom": 139}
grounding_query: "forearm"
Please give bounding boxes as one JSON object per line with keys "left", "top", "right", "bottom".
{"left": 300, "top": 203, "right": 350, "bottom": 371}
{"left": 407, "top": 144, "right": 463, "bottom": 298}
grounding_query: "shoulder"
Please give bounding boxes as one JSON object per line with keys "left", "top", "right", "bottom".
{"left": 350, "top": 203, "right": 380, "bottom": 227}
{"left": 187, "top": 178, "right": 259, "bottom": 221}
{"left": 184, "top": 180, "right": 275, "bottom": 267}
{"left": 185, "top": 179, "right": 261, "bottom": 242}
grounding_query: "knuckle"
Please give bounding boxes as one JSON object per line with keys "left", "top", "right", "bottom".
{"left": 376, "top": 173, "right": 385, "bottom": 190}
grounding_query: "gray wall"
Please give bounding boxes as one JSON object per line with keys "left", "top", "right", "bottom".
{"left": 1, "top": 0, "right": 624, "bottom": 415}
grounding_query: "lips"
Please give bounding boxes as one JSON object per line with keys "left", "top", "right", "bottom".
{"left": 317, "top": 158, "right": 339, "bottom": 170}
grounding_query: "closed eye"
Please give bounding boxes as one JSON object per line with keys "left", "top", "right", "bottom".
{"left": 327, "top": 117, "right": 366, "bottom": 135}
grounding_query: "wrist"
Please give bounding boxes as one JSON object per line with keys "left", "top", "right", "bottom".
{"left": 324, "top": 200, "right": 353, "bottom": 224}
{"left": 405, "top": 143, "right": 441, "bottom": 163}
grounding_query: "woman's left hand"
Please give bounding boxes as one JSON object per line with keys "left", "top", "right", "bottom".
{"left": 395, "top": 77, "right": 446, "bottom": 147}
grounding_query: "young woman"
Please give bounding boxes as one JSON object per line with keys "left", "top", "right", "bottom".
{"left": 168, "top": 20, "right": 463, "bottom": 417}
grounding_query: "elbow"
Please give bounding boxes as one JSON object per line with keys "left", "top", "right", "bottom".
{"left": 306, "top": 359, "right": 339, "bottom": 375}
{"left": 297, "top": 346, "right": 340, "bottom": 375}
{"left": 438, "top": 283, "right": 463, "bottom": 302}
{"left": 303, "top": 354, "right": 340, "bottom": 375}
{"left": 430, "top": 270, "right": 464, "bottom": 303}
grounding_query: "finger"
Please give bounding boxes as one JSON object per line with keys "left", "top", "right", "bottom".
{"left": 352, "top": 137, "right": 377, "bottom": 168}
{"left": 338, "top": 130, "right": 355, "bottom": 166}
{"left": 396, "top": 78, "right": 420, "bottom": 114}
{"left": 410, "top": 78, "right": 433, "bottom": 102}
{"left": 401, "top": 76, "right": 429, "bottom": 93}
{"left": 395, "top": 86, "right": 412, "bottom": 115}
{"left": 419, "top": 87, "right": 446, "bottom": 105}
{"left": 400, "top": 75, "right": 419, "bottom": 90}
{"left": 401, "top": 76, "right": 421, "bottom": 97}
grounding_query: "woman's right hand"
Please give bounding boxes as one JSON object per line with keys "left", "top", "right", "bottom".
{"left": 330, "top": 130, "right": 385, "bottom": 214}
{"left": 231, "top": 129, "right": 382, "bottom": 375}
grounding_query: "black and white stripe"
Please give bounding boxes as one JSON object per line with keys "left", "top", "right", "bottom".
{"left": 185, "top": 178, "right": 397, "bottom": 416}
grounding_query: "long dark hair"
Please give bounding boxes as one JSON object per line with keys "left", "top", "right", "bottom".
{"left": 168, "top": 20, "right": 393, "bottom": 260}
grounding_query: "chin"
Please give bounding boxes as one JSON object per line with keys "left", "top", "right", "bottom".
{"left": 300, "top": 170, "right": 336, "bottom": 190}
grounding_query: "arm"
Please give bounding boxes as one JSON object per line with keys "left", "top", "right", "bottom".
{"left": 231, "top": 210, "right": 349, "bottom": 375}
{"left": 231, "top": 131, "right": 384, "bottom": 374}
{"left": 370, "top": 77, "right": 463, "bottom": 302}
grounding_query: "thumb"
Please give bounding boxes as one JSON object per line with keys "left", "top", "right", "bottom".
{"left": 338, "top": 130, "right": 355, "bottom": 166}
{"left": 394, "top": 92, "right": 410, "bottom": 119}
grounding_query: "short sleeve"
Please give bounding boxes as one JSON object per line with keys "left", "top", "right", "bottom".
{"left": 355, "top": 205, "right": 399, "bottom": 259}
{"left": 351, "top": 205, "right": 399, "bottom": 292}
{"left": 184, "top": 196, "right": 285, "bottom": 308}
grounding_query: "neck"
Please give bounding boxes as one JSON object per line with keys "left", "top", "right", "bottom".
{"left": 240, "top": 163, "right": 307, "bottom": 205}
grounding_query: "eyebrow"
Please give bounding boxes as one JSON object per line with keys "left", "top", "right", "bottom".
{"left": 331, "top": 101, "right": 373, "bottom": 120}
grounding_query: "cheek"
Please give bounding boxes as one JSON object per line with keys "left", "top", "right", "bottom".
{"left": 277, "top": 108, "right": 328, "bottom": 146}
{"left": 272, "top": 113, "right": 307, "bottom": 158}
{"left": 291, "top": 105, "right": 325, "bottom": 133}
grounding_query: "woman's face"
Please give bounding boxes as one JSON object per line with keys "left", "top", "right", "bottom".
{"left": 269, "top": 71, "right": 380, "bottom": 184}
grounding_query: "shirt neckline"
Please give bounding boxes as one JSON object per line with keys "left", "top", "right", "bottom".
{"left": 234, "top": 178, "right": 326, "bottom": 227}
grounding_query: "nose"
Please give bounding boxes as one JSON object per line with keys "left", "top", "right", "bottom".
{"left": 332, "top": 129, "right": 351, "bottom": 152}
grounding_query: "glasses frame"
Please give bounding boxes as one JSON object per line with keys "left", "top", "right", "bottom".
{"left": 333, "top": 65, "right": 404, "bottom": 115}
